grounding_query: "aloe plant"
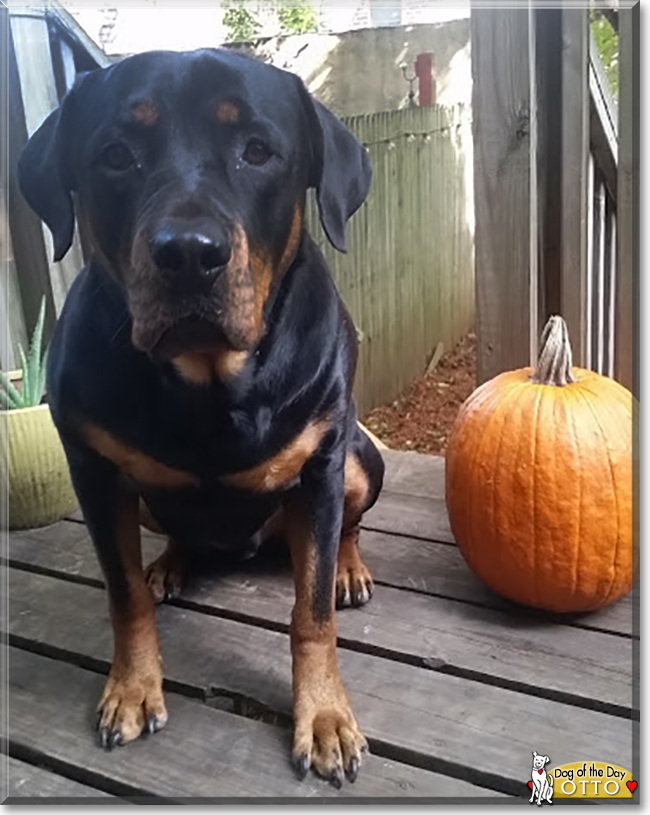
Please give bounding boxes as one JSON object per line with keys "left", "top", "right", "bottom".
{"left": 0, "top": 297, "right": 49, "bottom": 410}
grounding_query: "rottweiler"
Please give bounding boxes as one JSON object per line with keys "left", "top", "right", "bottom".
{"left": 17, "top": 48, "right": 385, "bottom": 787}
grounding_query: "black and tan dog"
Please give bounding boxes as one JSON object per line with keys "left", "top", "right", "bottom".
{"left": 18, "top": 48, "right": 385, "bottom": 787}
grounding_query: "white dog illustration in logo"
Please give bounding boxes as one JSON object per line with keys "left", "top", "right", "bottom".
{"left": 530, "top": 751, "right": 554, "bottom": 805}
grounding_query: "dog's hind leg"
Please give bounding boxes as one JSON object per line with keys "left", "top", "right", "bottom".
{"left": 336, "top": 526, "right": 373, "bottom": 608}
{"left": 336, "top": 422, "right": 385, "bottom": 609}
{"left": 139, "top": 500, "right": 184, "bottom": 604}
{"left": 144, "top": 538, "right": 185, "bottom": 604}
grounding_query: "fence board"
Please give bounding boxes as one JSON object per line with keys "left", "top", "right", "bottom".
{"left": 306, "top": 105, "right": 475, "bottom": 414}
{"left": 559, "top": 9, "right": 590, "bottom": 368}
{"left": 470, "top": 8, "right": 534, "bottom": 385}
{"left": 473, "top": 7, "right": 626, "bottom": 386}
{"left": 1, "top": 7, "right": 54, "bottom": 346}
{"left": 615, "top": 5, "right": 638, "bottom": 397}
{"left": 10, "top": 10, "right": 86, "bottom": 321}
{"left": 0, "top": 180, "right": 28, "bottom": 371}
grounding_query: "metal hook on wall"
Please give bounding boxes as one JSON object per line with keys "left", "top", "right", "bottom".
{"left": 400, "top": 61, "right": 418, "bottom": 109}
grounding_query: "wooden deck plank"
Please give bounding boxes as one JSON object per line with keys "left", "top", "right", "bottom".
{"left": 360, "top": 529, "right": 635, "bottom": 637}
{"left": 380, "top": 450, "right": 446, "bottom": 500}
{"left": 5, "top": 533, "right": 633, "bottom": 710}
{"left": 364, "top": 451, "right": 453, "bottom": 542}
{"left": 5, "top": 648, "right": 500, "bottom": 801}
{"left": 363, "top": 491, "right": 454, "bottom": 543}
{"left": 182, "top": 572, "right": 634, "bottom": 712}
{"left": 4, "top": 567, "right": 633, "bottom": 790}
{"left": 4, "top": 757, "right": 114, "bottom": 800}
{"left": 10, "top": 519, "right": 634, "bottom": 638}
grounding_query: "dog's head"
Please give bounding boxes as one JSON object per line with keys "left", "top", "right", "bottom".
{"left": 18, "top": 49, "right": 371, "bottom": 359}
{"left": 532, "top": 752, "right": 550, "bottom": 771}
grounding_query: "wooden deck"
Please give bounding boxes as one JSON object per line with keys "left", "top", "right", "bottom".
{"left": 2, "top": 451, "right": 637, "bottom": 803}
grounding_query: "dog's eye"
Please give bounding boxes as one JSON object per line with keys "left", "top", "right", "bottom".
{"left": 100, "top": 143, "right": 136, "bottom": 172}
{"left": 242, "top": 139, "right": 271, "bottom": 166}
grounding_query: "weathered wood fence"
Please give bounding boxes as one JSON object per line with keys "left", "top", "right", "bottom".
{"left": 1, "top": 3, "right": 108, "bottom": 367}
{"left": 471, "top": 5, "right": 638, "bottom": 396}
{"left": 2, "top": 3, "right": 475, "bottom": 416}
{"left": 307, "top": 106, "right": 474, "bottom": 414}
{"left": 587, "top": 30, "right": 618, "bottom": 380}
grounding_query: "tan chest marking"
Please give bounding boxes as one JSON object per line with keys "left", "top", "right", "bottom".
{"left": 172, "top": 347, "right": 248, "bottom": 385}
{"left": 82, "top": 424, "right": 197, "bottom": 488}
{"left": 221, "top": 419, "right": 329, "bottom": 492}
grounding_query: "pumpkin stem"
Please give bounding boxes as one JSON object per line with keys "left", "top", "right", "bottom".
{"left": 531, "top": 316, "right": 576, "bottom": 386}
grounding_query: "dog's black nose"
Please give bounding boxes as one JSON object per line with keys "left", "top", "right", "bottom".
{"left": 150, "top": 224, "right": 232, "bottom": 291}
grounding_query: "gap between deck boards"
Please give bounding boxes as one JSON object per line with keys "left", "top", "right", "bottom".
{"left": 5, "top": 647, "right": 508, "bottom": 801}
{"left": 5, "top": 557, "right": 636, "bottom": 721}
{"left": 3, "top": 562, "right": 634, "bottom": 795}
{"left": 30, "top": 515, "right": 639, "bottom": 640}
{"left": 5, "top": 518, "right": 636, "bottom": 710}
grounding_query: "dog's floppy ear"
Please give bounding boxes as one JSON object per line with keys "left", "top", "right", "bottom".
{"left": 17, "top": 98, "right": 76, "bottom": 262}
{"left": 297, "top": 80, "right": 372, "bottom": 253}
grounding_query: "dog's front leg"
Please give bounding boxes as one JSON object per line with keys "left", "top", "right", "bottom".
{"left": 63, "top": 438, "right": 167, "bottom": 748}
{"left": 286, "top": 449, "right": 368, "bottom": 787}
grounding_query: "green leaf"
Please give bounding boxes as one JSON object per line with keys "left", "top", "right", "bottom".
{"left": 222, "top": 2, "right": 261, "bottom": 41}
{"left": 26, "top": 297, "right": 47, "bottom": 406}
{"left": 0, "top": 370, "right": 24, "bottom": 409}
{"left": 0, "top": 389, "right": 17, "bottom": 410}
{"left": 17, "top": 345, "right": 31, "bottom": 407}
{"left": 278, "top": 1, "right": 317, "bottom": 35}
{"left": 590, "top": 9, "right": 619, "bottom": 98}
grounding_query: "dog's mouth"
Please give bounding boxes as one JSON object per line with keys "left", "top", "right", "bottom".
{"left": 148, "top": 317, "right": 227, "bottom": 362}
{"left": 127, "top": 289, "right": 231, "bottom": 359}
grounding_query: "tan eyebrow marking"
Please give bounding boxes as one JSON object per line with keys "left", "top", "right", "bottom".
{"left": 132, "top": 101, "right": 159, "bottom": 126}
{"left": 216, "top": 100, "right": 240, "bottom": 124}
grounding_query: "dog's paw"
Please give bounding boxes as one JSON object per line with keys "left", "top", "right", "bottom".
{"left": 144, "top": 544, "right": 183, "bottom": 604}
{"left": 336, "top": 559, "right": 373, "bottom": 609}
{"left": 96, "top": 668, "right": 167, "bottom": 749}
{"left": 292, "top": 703, "right": 368, "bottom": 787}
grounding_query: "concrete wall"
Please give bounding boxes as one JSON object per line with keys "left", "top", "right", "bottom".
{"left": 246, "top": 18, "right": 475, "bottom": 248}
{"left": 251, "top": 19, "right": 471, "bottom": 117}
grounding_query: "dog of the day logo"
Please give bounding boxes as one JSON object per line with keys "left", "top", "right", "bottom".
{"left": 527, "top": 753, "right": 636, "bottom": 802}
{"left": 528, "top": 752, "right": 553, "bottom": 805}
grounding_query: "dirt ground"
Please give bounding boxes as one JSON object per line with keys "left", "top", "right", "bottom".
{"left": 362, "top": 332, "right": 477, "bottom": 456}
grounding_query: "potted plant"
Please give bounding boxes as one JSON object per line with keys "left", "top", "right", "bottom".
{"left": 0, "top": 298, "right": 77, "bottom": 529}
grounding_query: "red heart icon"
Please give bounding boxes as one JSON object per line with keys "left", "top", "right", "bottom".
{"left": 538, "top": 769, "right": 544, "bottom": 774}
{"left": 528, "top": 781, "right": 533, "bottom": 790}
{"left": 627, "top": 781, "right": 637, "bottom": 793}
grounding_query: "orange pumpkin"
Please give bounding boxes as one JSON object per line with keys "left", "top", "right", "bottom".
{"left": 445, "top": 316, "right": 638, "bottom": 613}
